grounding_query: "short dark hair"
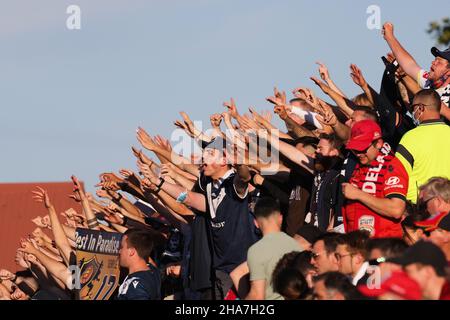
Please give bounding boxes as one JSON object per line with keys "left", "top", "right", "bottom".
{"left": 402, "top": 201, "right": 431, "bottom": 232}
{"left": 343, "top": 230, "right": 370, "bottom": 260}
{"left": 272, "top": 251, "right": 315, "bottom": 283}
{"left": 313, "top": 232, "right": 346, "bottom": 255}
{"left": 414, "top": 89, "right": 442, "bottom": 112}
{"left": 353, "top": 105, "right": 379, "bottom": 122}
{"left": 319, "top": 133, "right": 343, "bottom": 149}
{"left": 367, "top": 238, "right": 408, "bottom": 259}
{"left": 313, "top": 272, "right": 366, "bottom": 300}
{"left": 294, "top": 136, "right": 319, "bottom": 149}
{"left": 254, "top": 197, "right": 281, "bottom": 218}
{"left": 273, "top": 268, "right": 309, "bottom": 300}
{"left": 124, "top": 229, "right": 154, "bottom": 261}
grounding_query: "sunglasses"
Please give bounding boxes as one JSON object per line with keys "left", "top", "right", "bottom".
{"left": 350, "top": 140, "right": 378, "bottom": 156}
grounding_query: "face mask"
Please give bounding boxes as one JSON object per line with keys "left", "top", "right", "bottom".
{"left": 412, "top": 108, "right": 422, "bottom": 126}
{"left": 314, "top": 154, "right": 340, "bottom": 171}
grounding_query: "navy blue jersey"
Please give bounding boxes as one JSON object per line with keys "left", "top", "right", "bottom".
{"left": 116, "top": 265, "right": 161, "bottom": 300}
{"left": 199, "top": 170, "right": 257, "bottom": 273}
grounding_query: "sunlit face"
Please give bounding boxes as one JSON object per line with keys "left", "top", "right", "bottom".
{"left": 119, "top": 235, "right": 130, "bottom": 268}
{"left": 429, "top": 228, "right": 450, "bottom": 248}
{"left": 429, "top": 57, "right": 450, "bottom": 82}
{"left": 351, "top": 140, "right": 381, "bottom": 166}
{"left": 335, "top": 244, "right": 354, "bottom": 276}
{"left": 345, "top": 110, "right": 366, "bottom": 128}
{"left": 311, "top": 240, "right": 339, "bottom": 275}
{"left": 201, "top": 148, "right": 226, "bottom": 177}
{"left": 316, "top": 139, "right": 334, "bottom": 157}
{"left": 421, "top": 194, "right": 450, "bottom": 218}
{"left": 296, "top": 143, "right": 316, "bottom": 159}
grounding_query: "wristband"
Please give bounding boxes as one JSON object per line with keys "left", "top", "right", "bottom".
{"left": 114, "top": 193, "right": 123, "bottom": 202}
{"left": 87, "top": 218, "right": 98, "bottom": 224}
{"left": 155, "top": 177, "right": 165, "bottom": 193}
{"left": 176, "top": 191, "right": 188, "bottom": 203}
{"left": 121, "top": 215, "right": 128, "bottom": 226}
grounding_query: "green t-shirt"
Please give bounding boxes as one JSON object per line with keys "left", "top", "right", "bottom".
{"left": 247, "top": 232, "right": 302, "bottom": 300}
{"left": 396, "top": 120, "right": 450, "bottom": 203}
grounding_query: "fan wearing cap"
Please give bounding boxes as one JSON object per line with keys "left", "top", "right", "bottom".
{"left": 358, "top": 271, "right": 422, "bottom": 300}
{"left": 390, "top": 240, "right": 450, "bottom": 300}
{"left": 415, "top": 177, "right": 450, "bottom": 261}
{"left": 382, "top": 22, "right": 450, "bottom": 121}
{"left": 342, "top": 120, "right": 408, "bottom": 238}
{"left": 149, "top": 137, "right": 257, "bottom": 299}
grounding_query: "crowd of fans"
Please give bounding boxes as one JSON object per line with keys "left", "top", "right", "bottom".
{"left": 1, "top": 22, "right": 450, "bottom": 301}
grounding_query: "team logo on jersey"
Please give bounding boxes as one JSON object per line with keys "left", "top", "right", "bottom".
{"left": 386, "top": 176, "right": 400, "bottom": 186}
{"left": 358, "top": 215, "right": 375, "bottom": 236}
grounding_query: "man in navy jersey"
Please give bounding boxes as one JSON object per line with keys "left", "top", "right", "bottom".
{"left": 116, "top": 229, "right": 161, "bottom": 300}
{"left": 150, "top": 137, "right": 257, "bottom": 299}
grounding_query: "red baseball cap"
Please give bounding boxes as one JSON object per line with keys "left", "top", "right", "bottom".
{"left": 415, "top": 212, "right": 450, "bottom": 232}
{"left": 346, "top": 120, "right": 382, "bottom": 152}
{"left": 358, "top": 271, "right": 422, "bottom": 300}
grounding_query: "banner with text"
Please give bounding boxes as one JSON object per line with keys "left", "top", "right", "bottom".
{"left": 74, "top": 228, "right": 122, "bottom": 300}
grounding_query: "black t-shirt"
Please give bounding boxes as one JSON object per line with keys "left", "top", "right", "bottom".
{"left": 116, "top": 265, "right": 161, "bottom": 300}
{"left": 199, "top": 170, "right": 257, "bottom": 273}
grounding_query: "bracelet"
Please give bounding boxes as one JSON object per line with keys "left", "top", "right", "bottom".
{"left": 114, "top": 193, "right": 123, "bottom": 202}
{"left": 88, "top": 221, "right": 99, "bottom": 228}
{"left": 86, "top": 217, "right": 98, "bottom": 224}
{"left": 176, "top": 191, "right": 188, "bottom": 204}
{"left": 155, "top": 177, "right": 165, "bottom": 193}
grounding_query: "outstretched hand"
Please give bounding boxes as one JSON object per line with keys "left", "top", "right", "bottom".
{"left": 136, "top": 127, "right": 158, "bottom": 151}
{"left": 31, "top": 187, "right": 52, "bottom": 209}
{"left": 316, "top": 61, "right": 330, "bottom": 81}
{"left": 223, "top": 98, "right": 240, "bottom": 119}
{"left": 350, "top": 64, "right": 367, "bottom": 88}
{"left": 382, "top": 22, "right": 394, "bottom": 41}
{"left": 266, "top": 87, "right": 287, "bottom": 107}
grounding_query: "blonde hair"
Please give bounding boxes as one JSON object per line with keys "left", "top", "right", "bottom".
{"left": 419, "top": 177, "right": 450, "bottom": 203}
{"left": 352, "top": 93, "right": 373, "bottom": 108}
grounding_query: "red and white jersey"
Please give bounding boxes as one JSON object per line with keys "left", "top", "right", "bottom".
{"left": 343, "top": 143, "right": 408, "bottom": 238}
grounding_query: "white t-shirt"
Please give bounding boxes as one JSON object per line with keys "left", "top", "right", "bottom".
{"left": 417, "top": 69, "right": 450, "bottom": 107}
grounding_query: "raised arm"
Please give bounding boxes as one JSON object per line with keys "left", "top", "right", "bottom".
{"left": 382, "top": 22, "right": 421, "bottom": 80}
{"left": 70, "top": 175, "right": 100, "bottom": 231}
{"left": 32, "top": 187, "right": 73, "bottom": 265}
{"left": 309, "top": 77, "right": 354, "bottom": 118}
{"left": 19, "top": 241, "right": 71, "bottom": 290}
{"left": 137, "top": 127, "right": 200, "bottom": 177}
{"left": 316, "top": 61, "right": 348, "bottom": 98}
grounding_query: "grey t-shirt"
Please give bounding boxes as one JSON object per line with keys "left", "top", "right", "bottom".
{"left": 247, "top": 232, "right": 302, "bottom": 300}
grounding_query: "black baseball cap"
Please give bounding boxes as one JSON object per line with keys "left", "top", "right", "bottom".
{"left": 296, "top": 225, "right": 323, "bottom": 244}
{"left": 205, "top": 137, "right": 231, "bottom": 151}
{"left": 389, "top": 240, "right": 448, "bottom": 276}
{"left": 431, "top": 47, "right": 450, "bottom": 63}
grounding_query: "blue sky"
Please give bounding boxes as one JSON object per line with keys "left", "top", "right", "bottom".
{"left": 1, "top": 0, "right": 448, "bottom": 192}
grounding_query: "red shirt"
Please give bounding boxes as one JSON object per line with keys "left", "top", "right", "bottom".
{"left": 440, "top": 281, "right": 450, "bottom": 300}
{"left": 343, "top": 143, "right": 408, "bottom": 238}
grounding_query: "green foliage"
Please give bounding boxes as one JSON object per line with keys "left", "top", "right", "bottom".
{"left": 428, "top": 17, "right": 450, "bottom": 47}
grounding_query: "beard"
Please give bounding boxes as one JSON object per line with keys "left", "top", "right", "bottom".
{"left": 314, "top": 154, "right": 341, "bottom": 172}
